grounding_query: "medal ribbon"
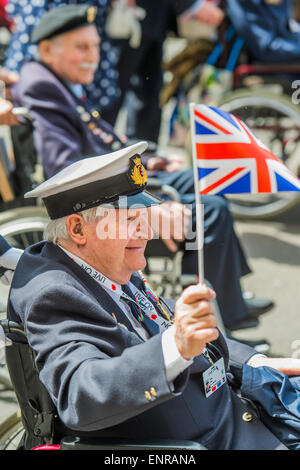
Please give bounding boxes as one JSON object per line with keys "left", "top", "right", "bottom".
{"left": 121, "top": 284, "right": 159, "bottom": 336}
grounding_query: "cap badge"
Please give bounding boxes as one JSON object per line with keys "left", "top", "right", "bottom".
{"left": 129, "top": 156, "right": 147, "bottom": 188}
{"left": 87, "top": 6, "right": 97, "bottom": 23}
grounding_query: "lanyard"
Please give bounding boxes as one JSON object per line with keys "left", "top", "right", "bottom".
{"left": 60, "top": 247, "right": 172, "bottom": 329}
{"left": 203, "top": 348, "right": 215, "bottom": 366}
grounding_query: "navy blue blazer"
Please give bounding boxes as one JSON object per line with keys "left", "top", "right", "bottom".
{"left": 227, "top": 0, "right": 300, "bottom": 63}
{"left": 12, "top": 61, "right": 123, "bottom": 179}
{"left": 7, "top": 241, "right": 286, "bottom": 449}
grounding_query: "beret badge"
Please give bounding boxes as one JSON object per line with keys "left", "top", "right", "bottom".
{"left": 87, "top": 6, "right": 97, "bottom": 23}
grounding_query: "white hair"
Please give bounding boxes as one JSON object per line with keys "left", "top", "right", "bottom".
{"left": 44, "top": 206, "right": 104, "bottom": 244}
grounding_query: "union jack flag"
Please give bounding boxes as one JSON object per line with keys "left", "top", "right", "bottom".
{"left": 190, "top": 104, "right": 300, "bottom": 195}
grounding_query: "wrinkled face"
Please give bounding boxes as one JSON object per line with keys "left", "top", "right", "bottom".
{"left": 40, "top": 24, "right": 100, "bottom": 84}
{"left": 82, "top": 208, "right": 154, "bottom": 284}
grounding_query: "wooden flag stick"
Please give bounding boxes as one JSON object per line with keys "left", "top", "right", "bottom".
{"left": 189, "top": 102, "right": 205, "bottom": 284}
{"left": 0, "top": 159, "right": 14, "bottom": 202}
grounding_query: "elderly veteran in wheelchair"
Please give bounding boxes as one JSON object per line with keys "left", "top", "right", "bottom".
{"left": 11, "top": 4, "right": 273, "bottom": 333}
{"left": 6, "top": 142, "right": 300, "bottom": 450}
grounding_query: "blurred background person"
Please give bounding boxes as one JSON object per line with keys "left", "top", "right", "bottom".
{"left": 226, "top": 0, "right": 300, "bottom": 64}
{"left": 4, "top": 0, "right": 120, "bottom": 114}
{"left": 102, "top": 0, "right": 224, "bottom": 144}
{"left": 0, "top": 66, "right": 19, "bottom": 125}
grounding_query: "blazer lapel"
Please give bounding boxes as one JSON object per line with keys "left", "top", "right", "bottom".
{"left": 92, "top": 285, "right": 144, "bottom": 340}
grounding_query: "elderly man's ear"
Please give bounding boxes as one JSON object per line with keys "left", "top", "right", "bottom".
{"left": 66, "top": 214, "right": 87, "bottom": 245}
{"left": 38, "top": 39, "right": 58, "bottom": 66}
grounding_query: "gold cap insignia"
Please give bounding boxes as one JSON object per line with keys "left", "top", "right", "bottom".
{"left": 87, "top": 6, "right": 97, "bottom": 23}
{"left": 264, "top": 0, "right": 282, "bottom": 4}
{"left": 129, "top": 155, "right": 147, "bottom": 188}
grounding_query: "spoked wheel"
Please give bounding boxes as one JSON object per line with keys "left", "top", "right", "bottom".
{"left": 0, "top": 409, "right": 24, "bottom": 450}
{"left": 0, "top": 206, "right": 49, "bottom": 390}
{"left": 0, "top": 206, "right": 49, "bottom": 248}
{"left": 219, "top": 89, "right": 300, "bottom": 219}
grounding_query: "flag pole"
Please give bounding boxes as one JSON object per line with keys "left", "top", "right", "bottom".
{"left": 189, "top": 102, "right": 205, "bottom": 284}
{"left": 188, "top": 102, "right": 227, "bottom": 336}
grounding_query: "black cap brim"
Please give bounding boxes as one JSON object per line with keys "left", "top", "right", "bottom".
{"left": 110, "top": 190, "right": 164, "bottom": 209}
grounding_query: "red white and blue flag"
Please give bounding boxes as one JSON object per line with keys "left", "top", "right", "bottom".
{"left": 190, "top": 104, "right": 300, "bottom": 195}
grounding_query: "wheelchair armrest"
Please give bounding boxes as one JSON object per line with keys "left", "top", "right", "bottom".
{"left": 59, "top": 436, "right": 207, "bottom": 450}
{"left": 147, "top": 178, "right": 181, "bottom": 202}
{"left": 234, "top": 63, "right": 300, "bottom": 86}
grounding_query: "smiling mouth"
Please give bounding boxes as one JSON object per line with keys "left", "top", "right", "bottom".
{"left": 126, "top": 246, "right": 145, "bottom": 251}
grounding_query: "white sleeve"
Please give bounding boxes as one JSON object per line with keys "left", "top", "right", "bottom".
{"left": 246, "top": 354, "right": 267, "bottom": 367}
{"left": 161, "top": 324, "right": 193, "bottom": 384}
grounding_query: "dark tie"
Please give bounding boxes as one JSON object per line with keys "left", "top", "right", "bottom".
{"left": 121, "top": 284, "right": 160, "bottom": 336}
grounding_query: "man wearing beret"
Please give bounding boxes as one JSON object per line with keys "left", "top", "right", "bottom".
{"left": 11, "top": 4, "right": 273, "bottom": 333}
{"left": 7, "top": 143, "right": 300, "bottom": 450}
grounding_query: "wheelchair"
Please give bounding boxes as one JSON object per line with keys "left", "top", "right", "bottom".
{"left": 0, "top": 319, "right": 206, "bottom": 450}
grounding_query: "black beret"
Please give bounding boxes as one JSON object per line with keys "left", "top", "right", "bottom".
{"left": 31, "top": 4, "right": 97, "bottom": 44}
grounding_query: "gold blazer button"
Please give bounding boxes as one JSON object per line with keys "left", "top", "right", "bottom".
{"left": 242, "top": 412, "right": 253, "bottom": 422}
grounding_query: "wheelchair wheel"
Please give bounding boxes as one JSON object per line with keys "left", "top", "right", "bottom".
{"left": 0, "top": 409, "right": 24, "bottom": 450}
{"left": 0, "top": 206, "right": 49, "bottom": 248}
{"left": 0, "top": 206, "right": 49, "bottom": 390}
{"left": 0, "top": 205, "right": 49, "bottom": 312}
{"left": 218, "top": 89, "right": 300, "bottom": 219}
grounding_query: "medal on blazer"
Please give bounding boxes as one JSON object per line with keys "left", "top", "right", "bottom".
{"left": 76, "top": 104, "right": 118, "bottom": 147}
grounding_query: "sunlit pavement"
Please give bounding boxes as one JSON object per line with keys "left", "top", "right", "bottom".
{"left": 233, "top": 212, "right": 300, "bottom": 357}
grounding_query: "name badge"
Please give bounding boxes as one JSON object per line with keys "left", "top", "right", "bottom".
{"left": 203, "top": 357, "right": 226, "bottom": 398}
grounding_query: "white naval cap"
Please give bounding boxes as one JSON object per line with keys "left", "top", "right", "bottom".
{"left": 25, "top": 142, "right": 162, "bottom": 219}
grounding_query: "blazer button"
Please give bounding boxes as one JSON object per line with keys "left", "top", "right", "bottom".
{"left": 144, "top": 390, "right": 152, "bottom": 401}
{"left": 242, "top": 412, "right": 253, "bottom": 422}
{"left": 150, "top": 387, "right": 157, "bottom": 397}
